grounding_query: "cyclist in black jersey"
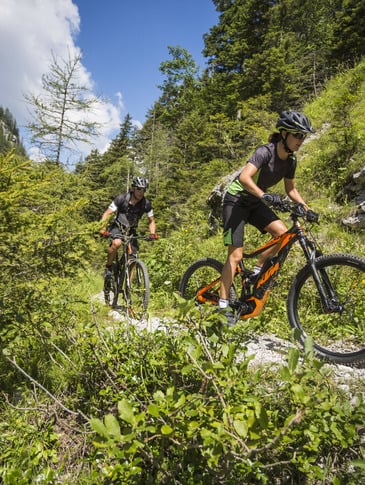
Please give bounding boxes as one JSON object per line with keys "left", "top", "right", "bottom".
{"left": 100, "top": 176, "right": 157, "bottom": 281}
{"left": 219, "top": 110, "right": 319, "bottom": 317}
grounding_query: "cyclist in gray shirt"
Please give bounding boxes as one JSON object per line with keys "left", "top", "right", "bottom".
{"left": 219, "top": 110, "right": 319, "bottom": 316}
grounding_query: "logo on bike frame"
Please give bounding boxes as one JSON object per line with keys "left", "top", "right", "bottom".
{"left": 256, "top": 261, "right": 280, "bottom": 290}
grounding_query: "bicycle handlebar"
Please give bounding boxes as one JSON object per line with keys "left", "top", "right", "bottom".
{"left": 116, "top": 232, "right": 158, "bottom": 242}
{"left": 275, "top": 199, "right": 319, "bottom": 222}
{"left": 275, "top": 200, "right": 304, "bottom": 214}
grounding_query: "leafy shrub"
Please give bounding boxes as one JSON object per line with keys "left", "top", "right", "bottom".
{"left": 84, "top": 303, "right": 365, "bottom": 484}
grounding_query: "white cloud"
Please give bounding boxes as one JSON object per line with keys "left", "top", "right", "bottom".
{"left": 116, "top": 91, "right": 125, "bottom": 111}
{"left": 0, "top": 0, "right": 123, "bottom": 164}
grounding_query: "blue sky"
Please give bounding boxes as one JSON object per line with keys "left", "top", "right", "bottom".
{"left": 74, "top": 0, "right": 219, "bottom": 123}
{"left": 0, "top": 0, "right": 219, "bottom": 162}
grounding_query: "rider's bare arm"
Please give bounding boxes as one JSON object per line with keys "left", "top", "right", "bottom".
{"left": 284, "top": 178, "right": 309, "bottom": 210}
{"left": 239, "top": 163, "right": 265, "bottom": 198}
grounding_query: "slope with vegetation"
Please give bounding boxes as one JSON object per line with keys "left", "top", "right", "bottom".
{"left": 0, "top": 106, "right": 26, "bottom": 156}
{"left": 1, "top": 0, "right": 365, "bottom": 482}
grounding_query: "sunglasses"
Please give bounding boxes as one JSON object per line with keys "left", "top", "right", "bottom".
{"left": 133, "top": 186, "right": 145, "bottom": 191}
{"left": 291, "top": 132, "right": 307, "bottom": 140}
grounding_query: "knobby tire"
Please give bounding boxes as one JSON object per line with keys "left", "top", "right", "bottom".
{"left": 103, "top": 261, "right": 121, "bottom": 307}
{"left": 287, "top": 253, "right": 365, "bottom": 364}
{"left": 126, "top": 258, "right": 150, "bottom": 319}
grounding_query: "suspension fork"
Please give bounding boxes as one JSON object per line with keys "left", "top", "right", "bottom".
{"left": 299, "top": 236, "right": 341, "bottom": 313}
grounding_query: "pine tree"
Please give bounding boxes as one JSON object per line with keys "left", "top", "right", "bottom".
{"left": 24, "top": 51, "right": 102, "bottom": 165}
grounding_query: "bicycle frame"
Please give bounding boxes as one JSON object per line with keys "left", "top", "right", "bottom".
{"left": 196, "top": 208, "right": 329, "bottom": 320}
{"left": 239, "top": 219, "right": 311, "bottom": 319}
{"left": 195, "top": 221, "right": 304, "bottom": 311}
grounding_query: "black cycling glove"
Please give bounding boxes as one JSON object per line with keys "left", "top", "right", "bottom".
{"left": 306, "top": 209, "right": 319, "bottom": 223}
{"left": 261, "top": 193, "right": 282, "bottom": 207}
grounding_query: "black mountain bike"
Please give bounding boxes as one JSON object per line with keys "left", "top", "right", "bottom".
{"left": 180, "top": 200, "right": 365, "bottom": 365}
{"left": 104, "top": 230, "right": 150, "bottom": 319}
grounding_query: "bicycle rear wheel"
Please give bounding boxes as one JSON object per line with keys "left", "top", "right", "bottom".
{"left": 179, "top": 258, "right": 238, "bottom": 304}
{"left": 287, "top": 253, "right": 365, "bottom": 364}
{"left": 103, "top": 262, "right": 119, "bottom": 307}
{"left": 126, "top": 258, "right": 150, "bottom": 319}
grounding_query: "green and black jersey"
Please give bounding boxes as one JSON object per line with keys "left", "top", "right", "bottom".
{"left": 227, "top": 142, "right": 297, "bottom": 203}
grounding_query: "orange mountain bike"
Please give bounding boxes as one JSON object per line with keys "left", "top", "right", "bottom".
{"left": 179, "top": 200, "right": 365, "bottom": 365}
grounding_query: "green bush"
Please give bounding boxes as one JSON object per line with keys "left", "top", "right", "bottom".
{"left": 85, "top": 305, "right": 365, "bottom": 484}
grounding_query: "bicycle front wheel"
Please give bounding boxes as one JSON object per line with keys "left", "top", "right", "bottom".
{"left": 287, "top": 253, "right": 365, "bottom": 364}
{"left": 126, "top": 258, "right": 150, "bottom": 319}
{"left": 179, "top": 258, "right": 238, "bottom": 305}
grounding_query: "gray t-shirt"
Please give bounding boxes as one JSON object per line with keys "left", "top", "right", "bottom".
{"left": 227, "top": 143, "right": 297, "bottom": 202}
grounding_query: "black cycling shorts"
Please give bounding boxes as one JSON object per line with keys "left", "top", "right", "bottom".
{"left": 222, "top": 193, "right": 279, "bottom": 247}
{"left": 109, "top": 225, "right": 138, "bottom": 254}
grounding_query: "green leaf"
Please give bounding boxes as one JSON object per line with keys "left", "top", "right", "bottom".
{"left": 304, "top": 336, "right": 314, "bottom": 357}
{"left": 350, "top": 459, "right": 365, "bottom": 469}
{"left": 188, "top": 421, "right": 200, "bottom": 431}
{"left": 330, "top": 422, "right": 345, "bottom": 442}
{"left": 255, "top": 403, "right": 268, "bottom": 428}
{"left": 104, "top": 414, "right": 121, "bottom": 438}
{"left": 147, "top": 404, "right": 160, "bottom": 417}
{"left": 279, "top": 366, "right": 291, "bottom": 380}
{"left": 161, "top": 424, "right": 173, "bottom": 435}
{"left": 287, "top": 347, "right": 299, "bottom": 373}
{"left": 291, "top": 383, "right": 307, "bottom": 403}
{"left": 118, "top": 399, "right": 135, "bottom": 425}
{"left": 174, "top": 394, "right": 186, "bottom": 408}
{"left": 254, "top": 401, "right": 262, "bottom": 420}
{"left": 127, "top": 440, "right": 144, "bottom": 453}
{"left": 153, "top": 390, "right": 165, "bottom": 402}
{"left": 233, "top": 419, "right": 248, "bottom": 438}
{"left": 90, "top": 418, "right": 108, "bottom": 438}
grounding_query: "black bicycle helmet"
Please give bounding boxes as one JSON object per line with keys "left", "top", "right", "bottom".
{"left": 276, "top": 110, "right": 315, "bottom": 133}
{"left": 132, "top": 176, "right": 149, "bottom": 189}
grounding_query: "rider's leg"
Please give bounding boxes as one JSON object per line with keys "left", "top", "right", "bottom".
{"left": 256, "top": 219, "right": 288, "bottom": 267}
{"left": 220, "top": 196, "right": 246, "bottom": 308}
{"left": 106, "top": 238, "right": 122, "bottom": 267}
{"left": 219, "top": 245, "right": 243, "bottom": 305}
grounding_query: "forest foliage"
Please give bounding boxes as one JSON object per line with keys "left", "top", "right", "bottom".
{"left": 1, "top": 0, "right": 365, "bottom": 483}
{"left": 0, "top": 106, "right": 26, "bottom": 156}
